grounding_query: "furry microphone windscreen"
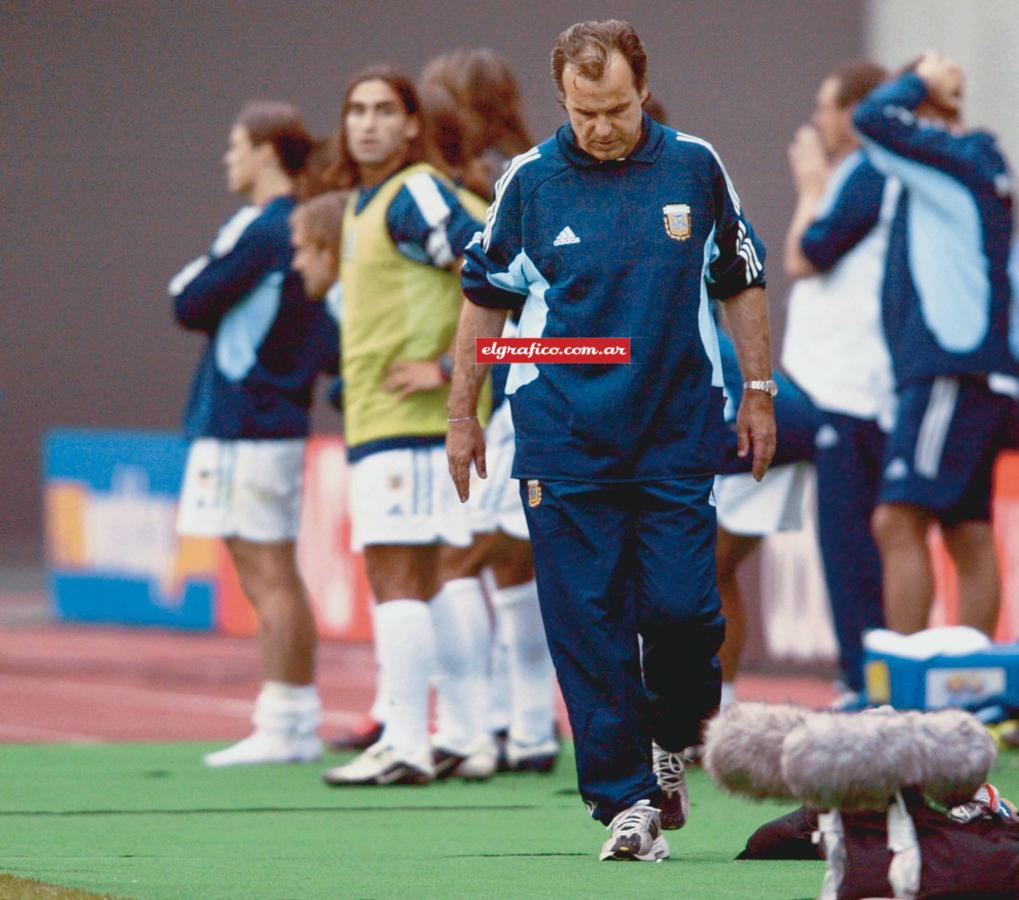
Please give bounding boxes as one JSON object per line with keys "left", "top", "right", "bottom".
{"left": 702, "top": 702, "right": 810, "bottom": 801}
{"left": 908, "top": 709, "right": 997, "bottom": 807}
{"left": 781, "top": 713, "right": 908, "bottom": 812}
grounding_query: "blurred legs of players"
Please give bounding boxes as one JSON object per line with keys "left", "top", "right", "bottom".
{"left": 872, "top": 378, "right": 1017, "bottom": 641}
{"left": 329, "top": 607, "right": 385, "bottom": 752}
{"left": 432, "top": 541, "right": 496, "bottom": 778}
{"left": 873, "top": 504, "right": 1001, "bottom": 637}
{"left": 334, "top": 543, "right": 500, "bottom": 768}
{"left": 943, "top": 521, "right": 1001, "bottom": 636}
{"left": 814, "top": 414, "right": 886, "bottom": 698}
{"left": 177, "top": 438, "right": 322, "bottom": 768}
{"left": 488, "top": 536, "right": 558, "bottom": 770}
{"left": 205, "top": 539, "right": 322, "bottom": 767}
{"left": 324, "top": 444, "right": 475, "bottom": 785}
{"left": 325, "top": 544, "right": 439, "bottom": 785}
{"left": 714, "top": 529, "right": 761, "bottom": 710}
{"left": 487, "top": 612, "right": 513, "bottom": 737}
{"left": 432, "top": 532, "right": 558, "bottom": 775}
{"left": 467, "top": 401, "right": 559, "bottom": 770}
{"left": 871, "top": 505, "right": 935, "bottom": 634}
{"left": 712, "top": 456, "right": 814, "bottom": 712}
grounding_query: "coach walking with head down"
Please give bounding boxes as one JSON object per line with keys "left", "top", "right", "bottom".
{"left": 447, "top": 20, "right": 775, "bottom": 861}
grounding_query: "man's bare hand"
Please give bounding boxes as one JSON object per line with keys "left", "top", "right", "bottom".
{"left": 915, "top": 51, "right": 963, "bottom": 117}
{"left": 736, "top": 392, "right": 776, "bottom": 481}
{"left": 382, "top": 360, "right": 444, "bottom": 400}
{"left": 447, "top": 418, "right": 486, "bottom": 502}
{"left": 788, "top": 125, "right": 830, "bottom": 197}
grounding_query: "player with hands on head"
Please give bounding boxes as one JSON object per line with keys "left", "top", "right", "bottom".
{"left": 853, "top": 51, "right": 1018, "bottom": 640}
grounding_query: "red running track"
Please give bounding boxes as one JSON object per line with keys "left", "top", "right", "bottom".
{"left": 0, "top": 617, "right": 836, "bottom": 744}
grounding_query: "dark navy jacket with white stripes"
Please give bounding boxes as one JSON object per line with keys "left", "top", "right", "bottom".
{"left": 461, "top": 113, "right": 766, "bottom": 482}
{"left": 171, "top": 196, "right": 339, "bottom": 440}
{"left": 854, "top": 73, "right": 1016, "bottom": 385}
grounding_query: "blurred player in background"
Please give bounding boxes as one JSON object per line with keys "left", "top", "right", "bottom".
{"left": 854, "top": 52, "right": 1018, "bottom": 638}
{"left": 290, "top": 191, "right": 347, "bottom": 317}
{"left": 170, "top": 102, "right": 339, "bottom": 767}
{"left": 781, "top": 61, "right": 894, "bottom": 706}
{"left": 320, "top": 66, "right": 488, "bottom": 787}
{"left": 449, "top": 20, "right": 774, "bottom": 860}
{"left": 420, "top": 47, "right": 533, "bottom": 196}
{"left": 419, "top": 49, "right": 559, "bottom": 773}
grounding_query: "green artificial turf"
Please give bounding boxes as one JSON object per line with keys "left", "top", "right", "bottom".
{"left": 1, "top": 742, "right": 1017, "bottom": 899}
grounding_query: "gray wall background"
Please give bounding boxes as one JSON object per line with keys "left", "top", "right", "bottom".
{"left": 2, "top": 0, "right": 863, "bottom": 559}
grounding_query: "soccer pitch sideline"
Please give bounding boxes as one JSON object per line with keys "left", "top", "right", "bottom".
{"left": 2, "top": 742, "right": 1018, "bottom": 899}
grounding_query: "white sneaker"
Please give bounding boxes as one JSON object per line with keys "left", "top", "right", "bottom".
{"left": 599, "top": 799, "right": 671, "bottom": 861}
{"left": 653, "top": 742, "right": 690, "bottom": 830}
{"left": 203, "top": 731, "right": 322, "bottom": 768}
{"left": 504, "top": 737, "right": 560, "bottom": 773}
{"left": 432, "top": 735, "right": 497, "bottom": 781}
{"left": 322, "top": 741, "right": 434, "bottom": 786}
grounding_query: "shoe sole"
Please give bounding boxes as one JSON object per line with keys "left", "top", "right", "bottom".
{"left": 432, "top": 754, "right": 465, "bottom": 781}
{"left": 205, "top": 757, "right": 321, "bottom": 768}
{"left": 499, "top": 754, "right": 559, "bottom": 774}
{"left": 433, "top": 748, "right": 498, "bottom": 782}
{"left": 661, "top": 807, "right": 688, "bottom": 830}
{"left": 203, "top": 747, "right": 323, "bottom": 768}
{"left": 322, "top": 772, "right": 432, "bottom": 787}
{"left": 454, "top": 763, "right": 495, "bottom": 782}
{"left": 600, "top": 836, "right": 671, "bottom": 862}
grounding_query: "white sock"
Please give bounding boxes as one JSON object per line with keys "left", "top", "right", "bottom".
{"left": 374, "top": 600, "right": 434, "bottom": 758}
{"left": 431, "top": 578, "right": 492, "bottom": 754}
{"left": 487, "top": 618, "right": 513, "bottom": 734}
{"left": 492, "top": 580, "right": 555, "bottom": 748}
{"left": 368, "top": 606, "right": 388, "bottom": 724}
{"left": 720, "top": 681, "right": 736, "bottom": 711}
{"left": 253, "top": 681, "right": 320, "bottom": 738}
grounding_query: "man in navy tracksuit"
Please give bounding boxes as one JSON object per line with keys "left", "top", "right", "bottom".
{"left": 446, "top": 20, "right": 775, "bottom": 861}
{"left": 854, "top": 54, "right": 1018, "bottom": 641}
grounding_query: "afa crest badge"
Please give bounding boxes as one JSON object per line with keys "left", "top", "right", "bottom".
{"left": 663, "top": 203, "right": 692, "bottom": 241}
{"left": 527, "top": 479, "right": 542, "bottom": 508}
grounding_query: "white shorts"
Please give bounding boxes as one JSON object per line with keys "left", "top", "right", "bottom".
{"left": 714, "top": 462, "right": 811, "bottom": 536}
{"left": 176, "top": 437, "right": 305, "bottom": 542}
{"left": 349, "top": 444, "right": 472, "bottom": 551}
{"left": 469, "top": 403, "right": 529, "bottom": 541}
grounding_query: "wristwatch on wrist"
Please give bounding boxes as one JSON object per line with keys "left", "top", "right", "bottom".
{"left": 438, "top": 352, "right": 454, "bottom": 383}
{"left": 743, "top": 379, "right": 779, "bottom": 398}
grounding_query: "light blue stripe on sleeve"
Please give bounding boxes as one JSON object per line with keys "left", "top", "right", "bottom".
{"left": 494, "top": 250, "right": 549, "bottom": 396}
{"left": 404, "top": 173, "right": 453, "bottom": 268}
{"left": 215, "top": 272, "right": 283, "bottom": 381}
{"left": 862, "top": 137, "right": 990, "bottom": 353}
{"left": 698, "top": 224, "right": 728, "bottom": 412}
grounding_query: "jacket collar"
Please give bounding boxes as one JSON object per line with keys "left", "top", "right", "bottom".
{"left": 556, "top": 112, "right": 664, "bottom": 169}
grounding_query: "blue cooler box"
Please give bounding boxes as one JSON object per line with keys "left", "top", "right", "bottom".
{"left": 864, "top": 642, "right": 1019, "bottom": 711}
